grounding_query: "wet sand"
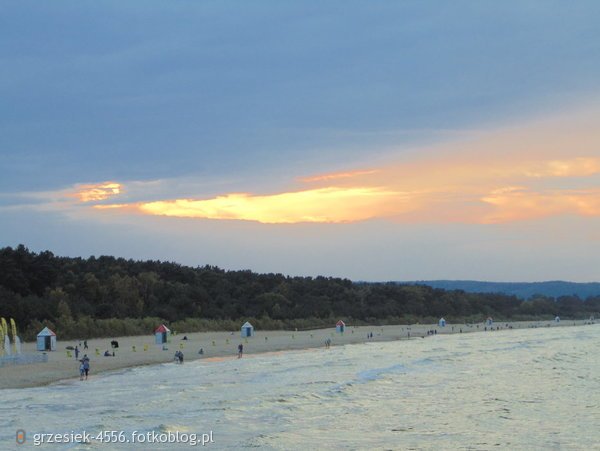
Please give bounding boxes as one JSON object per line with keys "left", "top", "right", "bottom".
{"left": 0, "top": 319, "right": 594, "bottom": 389}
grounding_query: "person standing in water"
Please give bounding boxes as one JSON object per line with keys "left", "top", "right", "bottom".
{"left": 238, "top": 343, "right": 243, "bottom": 358}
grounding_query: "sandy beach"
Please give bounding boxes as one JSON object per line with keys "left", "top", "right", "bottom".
{"left": 0, "top": 319, "right": 594, "bottom": 389}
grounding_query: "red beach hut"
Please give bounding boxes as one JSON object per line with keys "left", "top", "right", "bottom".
{"left": 154, "top": 324, "right": 171, "bottom": 344}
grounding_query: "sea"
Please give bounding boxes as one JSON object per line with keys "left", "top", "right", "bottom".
{"left": 1, "top": 324, "right": 598, "bottom": 450}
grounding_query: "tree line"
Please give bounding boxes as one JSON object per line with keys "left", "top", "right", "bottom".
{"left": 1, "top": 245, "right": 598, "bottom": 341}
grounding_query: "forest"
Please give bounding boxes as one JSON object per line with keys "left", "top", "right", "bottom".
{"left": 1, "top": 245, "right": 598, "bottom": 340}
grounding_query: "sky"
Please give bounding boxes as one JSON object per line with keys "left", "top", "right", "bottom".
{"left": 1, "top": 1, "right": 599, "bottom": 282}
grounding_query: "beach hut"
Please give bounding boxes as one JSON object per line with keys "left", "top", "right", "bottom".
{"left": 36, "top": 327, "right": 56, "bottom": 351}
{"left": 154, "top": 324, "right": 171, "bottom": 344}
{"left": 438, "top": 317, "right": 446, "bottom": 327}
{"left": 336, "top": 320, "right": 346, "bottom": 333}
{"left": 555, "top": 316, "right": 560, "bottom": 323}
{"left": 241, "top": 322, "right": 254, "bottom": 338}
{"left": 486, "top": 317, "right": 493, "bottom": 326}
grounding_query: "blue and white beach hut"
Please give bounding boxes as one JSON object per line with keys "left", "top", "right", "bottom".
{"left": 486, "top": 317, "right": 493, "bottom": 326}
{"left": 37, "top": 327, "right": 57, "bottom": 351}
{"left": 241, "top": 322, "right": 254, "bottom": 338}
{"left": 438, "top": 317, "right": 446, "bottom": 327}
{"left": 555, "top": 316, "right": 560, "bottom": 323}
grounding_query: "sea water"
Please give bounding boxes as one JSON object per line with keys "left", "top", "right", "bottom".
{"left": 1, "top": 325, "right": 598, "bottom": 450}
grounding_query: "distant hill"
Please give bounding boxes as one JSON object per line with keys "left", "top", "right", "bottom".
{"left": 405, "top": 280, "right": 600, "bottom": 300}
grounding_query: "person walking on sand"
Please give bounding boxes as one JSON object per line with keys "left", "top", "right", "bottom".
{"left": 82, "top": 355, "right": 90, "bottom": 380}
{"left": 79, "top": 361, "right": 85, "bottom": 381}
{"left": 83, "top": 340, "right": 88, "bottom": 350}
{"left": 74, "top": 345, "right": 79, "bottom": 359}
{"left": 238, "top": 343, "right": 243, "bottom": 358}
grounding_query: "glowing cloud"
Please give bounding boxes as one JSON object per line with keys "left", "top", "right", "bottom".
{"left": 90, "top": 155, "right": 599, "bottom": 225}
{"left": 27, "top": 106, "right": 600, "bottom": 225}
{"left": 299, "top": 169, "right": 379, "bottom": 183}
{"left": 520, "top": 158, "right": 600, "bottom": 178}
{"left": 481, "top": 187, "right": 600, "bottom": 223}
{"left": 135, "top": 187, "right": 407, "bottom": 224}
{"left": 73, "top": 182, "right": 122, "bottom": 202}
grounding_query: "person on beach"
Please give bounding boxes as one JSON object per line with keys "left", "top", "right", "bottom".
{"left": 238, "top": 343, "right": 243, "bottom": 358}
{"left": 74, "top": 345, "right": 79, "bottom": 359}
{"left": 79, "top": 361, "right": 85, "bottom": 381}
{"left": 84, "top": 340, "right": 88, "bottom": 350}
{"left": 82, "top": 355, "right": 90, "bottom": 380}
{"left": 83, "top": 359, "right": 90, "bottom": 381}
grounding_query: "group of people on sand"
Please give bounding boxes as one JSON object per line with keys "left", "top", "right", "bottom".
{"left": 72, "top": 340, "right": 91, "bottom": 381}
{"left": 174, "top": 350, "right": 184, "bottom": 363}
{"left": 79, "top": 355, "right": 90, "bottom": 381}
{"left": 73, "top": 340, "right": 88, "bottom": 359}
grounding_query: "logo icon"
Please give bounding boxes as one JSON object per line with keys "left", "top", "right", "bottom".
{"left": 16, "top": 429, "right": 26, "bottom": 445}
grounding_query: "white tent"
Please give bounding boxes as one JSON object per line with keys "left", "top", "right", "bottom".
{"left": 555, "top": 316, "right": 560, "bottom": 323}
{"left": 37, "top": 327, "right": 57, "bottom": 351}
{"left": 154, "top": 324, "right": 171, "bottom": 344}
{"left": 438, "top": 318, "right": 446, "bottom": 327}
{"left": 241, "top": 321, "right": 254, "bottom": 338}
{"left": 486, "top": 317, "right": 493, "bottom": 326}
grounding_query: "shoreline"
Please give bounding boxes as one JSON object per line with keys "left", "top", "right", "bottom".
{"left": 1, "top": 319, "right": 595, "bottom": 390}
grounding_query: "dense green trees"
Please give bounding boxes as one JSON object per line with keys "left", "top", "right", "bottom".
{"left": 0, "top": 245, "right": 598, "bottom": 340}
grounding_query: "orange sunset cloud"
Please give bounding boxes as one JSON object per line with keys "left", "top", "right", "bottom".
{"left": 134, "top": 187, "right": 408, "bottom": 224}
{"left": 480, "top": 187, "right": 600, "bottom": 223}
{"left": 72, "top": 182, "right": 122, "bottom": 202}
{"left": 299, "top": 169, "right": 379, "bottom": 183}
{"left": 81, "top": 109, "right": 600, "bottom": 224}
{"left": 87, "top": 156, "right": 599, "bottom": 224}
{"left": 87, "top": 154, "right": 599, "bottom": 224}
